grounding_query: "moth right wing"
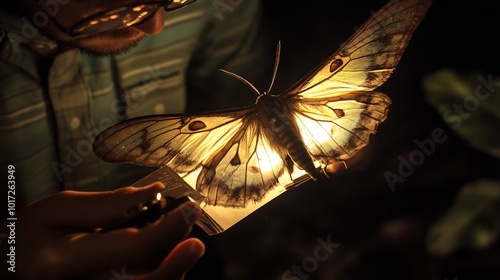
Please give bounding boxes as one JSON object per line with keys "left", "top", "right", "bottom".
{"left": 288, "top": 0, "right": 432, "bottom": 99}
{"left": 291, "top": 91, "right": 391, "bottom": 167}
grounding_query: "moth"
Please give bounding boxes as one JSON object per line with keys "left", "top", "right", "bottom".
{"left": 93, "top": 0, "right": 432, "bottom": 207}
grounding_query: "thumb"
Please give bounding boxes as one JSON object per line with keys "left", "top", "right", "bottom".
{"left": 136, "top": 238, "right": 205, "bottom": 280}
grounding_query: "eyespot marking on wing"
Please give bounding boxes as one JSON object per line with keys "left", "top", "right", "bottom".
{"left": 330, "top": 59, "right": 343, "bottom": 73}
{"left": 333, "top": 109, "right": 345, "bottom": 118}
{"left": 188, "top": 120, "right": 207, "bottom": 131}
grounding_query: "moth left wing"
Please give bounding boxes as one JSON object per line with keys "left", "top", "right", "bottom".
{"left": 93, "top": 109, "right": 292, "bottom": 207}
{"left": 291, "top": 91, "right": 391, "bottom": 165}
{"left": 93, "top": 108, "right": 252, "bottom": 173}
{"left": 288, "top": 0, "right": 432, "bottom": 99}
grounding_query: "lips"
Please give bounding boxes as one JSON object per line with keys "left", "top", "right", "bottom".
{"left": 133, "top": 8, "right": 165, "bottom": 35}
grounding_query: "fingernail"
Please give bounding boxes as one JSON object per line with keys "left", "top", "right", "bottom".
{"left": 178, "top": 202, "right": 201, "bottom": 226}
{"left": 186, "top": 238, "right": 205, "bottom": 257}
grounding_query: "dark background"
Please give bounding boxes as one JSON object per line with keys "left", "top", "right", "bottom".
{"left": 187, "top": 0, "right": 500, "bottom": 279}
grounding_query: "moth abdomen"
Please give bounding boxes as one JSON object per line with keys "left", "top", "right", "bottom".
{"left": 270, "top": 116, "right": 318, "bottom": 180}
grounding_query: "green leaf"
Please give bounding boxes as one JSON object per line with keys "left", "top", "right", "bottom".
{"left": 426, "top": 179, "right": 500, "bottom": 256}
{"left": 423, "top": 69, "right": 500, "bottom": 157}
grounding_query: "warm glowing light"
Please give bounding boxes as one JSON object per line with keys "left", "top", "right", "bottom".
{"left": 298, "top": 117, "right": 333, "bottom": 148}
{"left": 132, "top": 5, "right": 145, "bottom": 12}
{"left": 110, "top": 14, "right": 119, "bottom": 20}
{"left": 89, "top": 20, "right": 99, "bottom": 25}
{"left": 255, "top": 141, "right": 281, "bottom": 173}
{"left": 156, "top": 192, "right": 162, "bottom": 201}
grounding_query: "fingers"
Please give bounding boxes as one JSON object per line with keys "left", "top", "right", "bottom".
{"left": 24, "top": 182, "right": 165, "bottom": 229}
{"left": 139, "top": 201, "right": 201, "bottom": 243}
{"left": 54, "top": 201, "right": 202, "bottom": 278}
{"left": 325, "top": 161, "right": 348, "bottom": 174}
{"left": 136, "top": 238, "right": 205, "bottom": 280}
{"left": 326, "top": 145, "right": 374, "bottom": 175}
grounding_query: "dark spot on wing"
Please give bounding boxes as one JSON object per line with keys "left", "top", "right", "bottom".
{"left": 376, "top": 35, "right": 393, "bottom": 48}
{"left": 249, "top": 166, "right": 261, "bottom": 173}
{"left": 333, "top": 109, "right": 345, "bottom": 118}
{"left": 330, "top": 59, "right": 343, "bottom": 73}
{"left": 140, "top": 130, "right": 151, "bottom": 152}
{"left": 364, "top": 72, "right": 380, "bottom": 85}
{"left": 188, "top": 120, "right": 207, "bottom": 131}
{"left": 230, "top": 154, "right": 241, "bottom": 166}
{"left": 201, "top": 168, "right": 216, "bottom": 186}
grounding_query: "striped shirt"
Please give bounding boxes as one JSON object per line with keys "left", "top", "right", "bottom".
{"left": 0, "top": 0, "right": 272, "bottom": 210}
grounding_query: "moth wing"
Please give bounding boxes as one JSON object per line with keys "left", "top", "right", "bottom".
{"left": 93, "top": 108, "right": 292, "bottom": 207}
{"left": 196, "top": 115, "right": 291, "bottom": 207}
{"left": 93, "top": 108, "right": 252, "bottom": 173}
{"left": 289, "top": 0, "right": 432, "bottom": 98}
{"left": 292, "top": 91, "right": 391, "bottom": 165}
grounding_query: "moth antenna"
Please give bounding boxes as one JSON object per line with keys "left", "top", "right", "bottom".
{"left": 266, "top": 40, "right": 281, "bottom": 94}
{"left": 219, "top": 68, "right": 261, "bottom": 96}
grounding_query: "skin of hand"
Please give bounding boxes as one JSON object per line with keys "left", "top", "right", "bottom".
{"left": 0, "top": 182, "right": 205, "bottom": 280}
{"left": 325, "top": 142, "right": 375, "bottom": 175}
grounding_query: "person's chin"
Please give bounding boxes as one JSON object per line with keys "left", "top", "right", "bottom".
{"left": 56, "top": 28, "right": 146, "bottom": 57}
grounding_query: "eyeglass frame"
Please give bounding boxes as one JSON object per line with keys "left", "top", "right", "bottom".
{"left": 47, "top": 0, "right": 197, "bottom": 38}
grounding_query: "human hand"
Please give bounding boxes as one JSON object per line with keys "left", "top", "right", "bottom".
{"left": 326, "top": 147, "right": 372, "bottom": 174}
{"left": 1, "top": 182, "right": 204, "bottom": 280}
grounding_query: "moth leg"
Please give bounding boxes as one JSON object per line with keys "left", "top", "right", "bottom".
{"left": 285, "top": 156, "right": 294, "bottom": 181}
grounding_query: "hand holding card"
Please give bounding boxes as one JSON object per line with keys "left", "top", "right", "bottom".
{"left": 0, "top": 183, "right": 204, "bottom": 280}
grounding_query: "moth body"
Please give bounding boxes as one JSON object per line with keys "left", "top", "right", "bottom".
{"left": 257, "top": 94, "right": 319, "bottom": 180}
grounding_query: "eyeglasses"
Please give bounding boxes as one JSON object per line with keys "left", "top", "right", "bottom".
{"left": 55, "top": 0, "right": 197, "bottom": 38}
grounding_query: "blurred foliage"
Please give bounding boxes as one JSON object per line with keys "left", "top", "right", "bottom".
{"left": 423, "top": 70, "right": 500, "bottom": 256}
{"left": 426, "top": 179, "right": 500, "bottom": 256}
{"left": 423, "top": 69, "right": 500, "bottom": 158}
